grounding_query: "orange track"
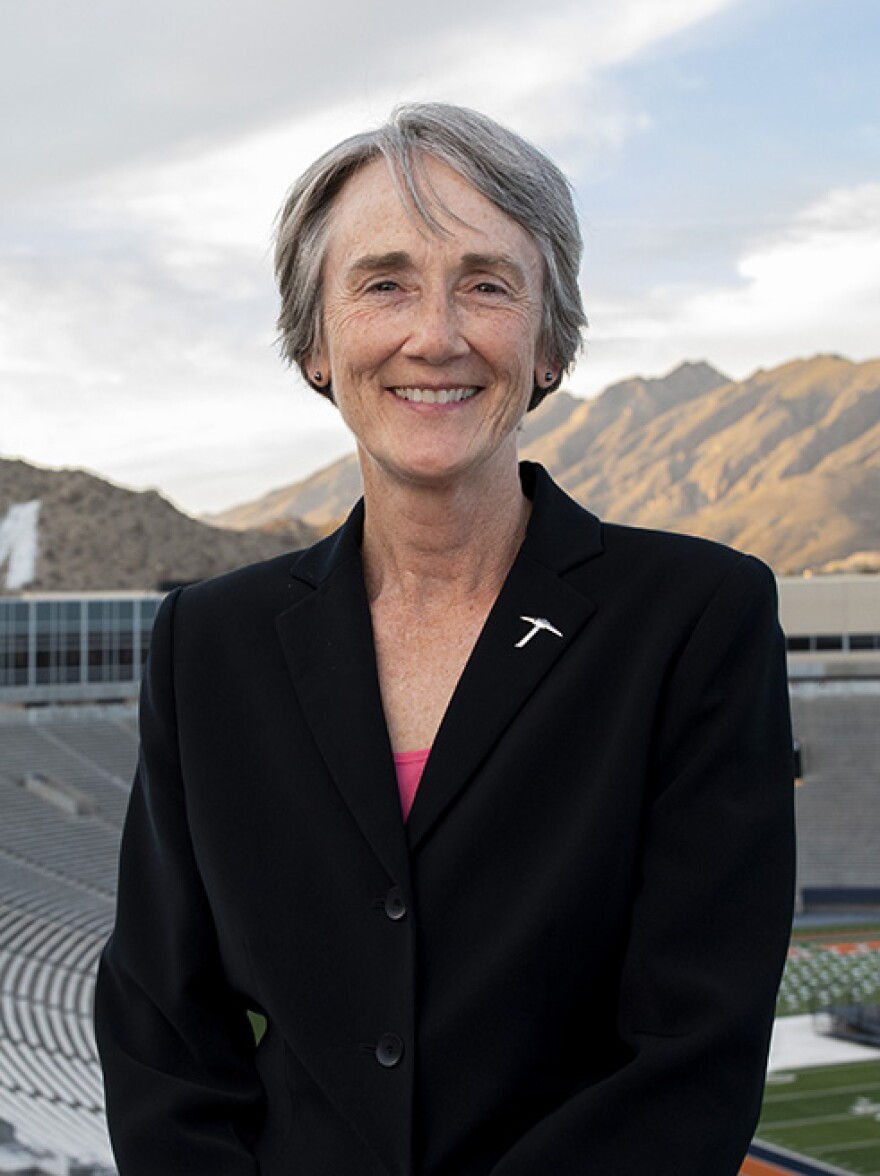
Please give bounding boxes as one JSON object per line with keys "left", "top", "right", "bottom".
{"left": 740, "top": 1159, "right": 796, "bottom": 1175}
{"left": 789, "top": 938, "right": 880, "bottom": 957}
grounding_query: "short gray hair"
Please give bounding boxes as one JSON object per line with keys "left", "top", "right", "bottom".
{"left": 274, "top": 103, "right": 586, "bottom": 411}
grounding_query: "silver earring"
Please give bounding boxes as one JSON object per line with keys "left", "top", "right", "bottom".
{"left": 313, "top": 371, "right": 323, "bottom": 384}
{"left": 545, "top": 371, "right": 555, "bottom": 383}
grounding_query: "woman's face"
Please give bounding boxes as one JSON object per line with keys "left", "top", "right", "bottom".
{"left": 311, "top": 154, "right": 553, "bottom": 490}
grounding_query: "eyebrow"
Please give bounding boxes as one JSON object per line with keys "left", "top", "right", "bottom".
{"left": 344, "top": 250, "right": 532, "bottom": 285}
{"left": 459, "top": 253, "right": 531, "bottom": 285}
{"left": 346, "top": 251, "right": 413, "bottom": 276}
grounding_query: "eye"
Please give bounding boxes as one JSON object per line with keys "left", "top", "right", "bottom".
{"left": 474, "top": 281, "right": 505, "bottom": 294}
{"left": 368, "top": 279, "right": 401, "bottom": 293}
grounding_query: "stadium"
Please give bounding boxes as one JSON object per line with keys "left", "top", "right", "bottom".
{"left": 0, "top": 577, "right": 878, "bottom": 1174}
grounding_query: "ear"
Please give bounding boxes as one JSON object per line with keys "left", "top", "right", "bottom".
{"left": 307, "top": 344, "right": 330, "bottom": 390}
{"left": 527, "top": 349, "right": 560, "bottom": 412}
{"left": 534, "top": 352, "right": 559, "bottom": 391}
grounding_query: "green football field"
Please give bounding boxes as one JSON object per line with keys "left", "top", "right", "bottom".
{"left": 757, "top": 1059, "right": 880, "bottom": 1174}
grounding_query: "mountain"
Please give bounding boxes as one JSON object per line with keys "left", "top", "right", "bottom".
{"left": 209, "top": 355, "right": 880, "bottom": 575}
{"left": 0, "top": 459, "right": 317, "bottom": 594}
{"left": 209, "top": 456, "right": 365, "bottom": 538}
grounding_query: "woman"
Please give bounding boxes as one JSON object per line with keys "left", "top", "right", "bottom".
{"left": 95, "top": 104, "right": 795, "bottom": 1175}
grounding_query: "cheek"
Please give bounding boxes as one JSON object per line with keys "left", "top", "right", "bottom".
{"left": 322, "top": 298, "right": 404, "bottom": 366}
{"left": 489, "top": 329, "right": 540, "bottom": 391}
{"left": 327, "top": 318, "right": 400, "bottom": 376}
{"left": 479, "top": 306, "right": 541, "bottom": 358}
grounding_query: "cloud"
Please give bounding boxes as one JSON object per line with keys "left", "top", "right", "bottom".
{"left": 574, "top": 182, "right": 880, "bottom": 394}
{"left": 1, "top": 0, "right": 765, "bottom": 511}
{"left": 0, "top": 234, "right": 355, "bottom": 513}
{"left": 1, "top": 0, "right": 739, "bottom": 197}
{"left": 44, "top": 0, "right": 742, "bottom": 250}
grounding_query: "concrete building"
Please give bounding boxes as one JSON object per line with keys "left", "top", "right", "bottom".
{"left": 0, "top": 594, "right": 162, "bottom": 706}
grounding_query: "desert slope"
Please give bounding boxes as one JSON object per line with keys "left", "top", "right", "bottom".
{"left": 0, "top": 459, "right": 317, "bottom": 593}
{"left": 212, "top": 356, "right": 880, "bottom": 574}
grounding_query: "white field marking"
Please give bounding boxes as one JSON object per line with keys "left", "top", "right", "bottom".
{"left": 767, "top": 1108, "right": 880, "bottom": 1130}
{"left": 851, "top": 1095, "right": 880, "bottom": 1119}
{"left": 0, "top": 499, "right": 40, "bottom": 590}
{"left": 764, "top": 1081, "right": 880, "bottom": 1104}
{"left": 810, "top": 1136, "right": 880, "bottom": 1154}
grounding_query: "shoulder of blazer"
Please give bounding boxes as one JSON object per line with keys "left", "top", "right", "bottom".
{"left": 516, "top": 464, "right": 776, "bottom": 622}
{"left": 518, "top": 462, "right": 770, "bottom": 593}
{"left": 286, "top": 498, "right": 365, "bottom": 588}
{"left": 160, "top": 503, "right": 365, "bottom": 623}
{"left": 597, "top": 515, "right": 775, "bottom": 599}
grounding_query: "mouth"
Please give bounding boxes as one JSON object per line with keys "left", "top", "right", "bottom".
{"left": 390, "top": 386, "right": 481, "bottom": 405}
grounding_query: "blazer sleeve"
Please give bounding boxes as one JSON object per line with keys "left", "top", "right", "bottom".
{"left": 94, "top": 589, "right": 264, "bottom": 1175}
{"left": 491, "top": 554, "right": 796, "bottom": 1176}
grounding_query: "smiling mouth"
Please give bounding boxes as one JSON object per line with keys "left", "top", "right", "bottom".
{"left": 390, "top": 386, "right": 480, "bottom": 405}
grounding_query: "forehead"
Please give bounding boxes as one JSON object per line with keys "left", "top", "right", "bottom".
{"left": 324, "top": 155, "right": 543, "bottom": 279}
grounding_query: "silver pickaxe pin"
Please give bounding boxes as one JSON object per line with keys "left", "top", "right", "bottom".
{"left": 515, "top": 615, "right": 564, "bottom": 648}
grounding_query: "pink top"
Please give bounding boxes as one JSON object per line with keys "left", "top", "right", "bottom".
{"left": 393, "top": 748, "right": 430, "bottom": 822}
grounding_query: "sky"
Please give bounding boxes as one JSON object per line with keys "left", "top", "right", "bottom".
{"left": 1, "top": 0, "right": 878, "bottom": 515}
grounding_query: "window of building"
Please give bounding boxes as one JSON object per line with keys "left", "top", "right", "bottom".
{"left": 814, "top": 635, "right": 843, "bottom": 651}
{"left": 850, "top": 633, "right": 879, "bottom": 651}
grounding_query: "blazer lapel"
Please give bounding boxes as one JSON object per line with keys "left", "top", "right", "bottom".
{"left": 275, "top": 464, "right": 603, "bottom": 870}
{"left": 275, "top": 505, "right": 411, "bottom": 885}
{"left": 406, "top": 464, "right": 603, "bottom": 852}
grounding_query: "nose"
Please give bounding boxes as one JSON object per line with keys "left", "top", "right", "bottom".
{"left": 401, "top": 290, "right": 470, "bottom": 364}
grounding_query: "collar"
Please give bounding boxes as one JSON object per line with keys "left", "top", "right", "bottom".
{"left": 287, "top": 461, "right": 603, "bottom": 590}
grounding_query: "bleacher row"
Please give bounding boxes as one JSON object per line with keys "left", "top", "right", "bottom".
{"left": 778, "top": 944, "right": 880, "bottom": 1016}
{"left": 0, "top": 707, "right": 137, "bottom": 1169}
{"left": 790, "top": 687, "right": 880, "bottom": 897}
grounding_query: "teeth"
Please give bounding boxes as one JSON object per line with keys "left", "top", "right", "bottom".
{"left": 392, "top": 387, "right": 479, "bottom": 405}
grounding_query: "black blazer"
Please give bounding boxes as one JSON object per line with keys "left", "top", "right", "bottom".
{"left": 95, "top": 463, "right": 795, "bottom": 1176}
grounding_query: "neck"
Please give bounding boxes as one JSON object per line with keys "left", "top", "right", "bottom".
{"left": 359, "top": 454, "right": 530, "bottom": 607}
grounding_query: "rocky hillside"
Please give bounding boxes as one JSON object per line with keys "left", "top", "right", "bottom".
{"left": 210, "top": 355, "right": 880, "bottom": 575}
{"left": 0, "top": 460, "right": 317, "bottom": 594}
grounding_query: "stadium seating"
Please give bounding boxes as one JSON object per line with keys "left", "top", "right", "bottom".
{"left": 790, "top": 687, "right": 880, "bottom": 898}
{"left": 0, "top": 706, "right": 134, "bottom": 1169}
{"left": 0, "top": 682, "right": 878, "bottom": 1171}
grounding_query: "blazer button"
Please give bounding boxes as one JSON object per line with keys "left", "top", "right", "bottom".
{"left": 376, "top": 1033, "right": 405, "bottom": 1068}
{"left": 384, "top": 887, "right": 407, "bottom": 921}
